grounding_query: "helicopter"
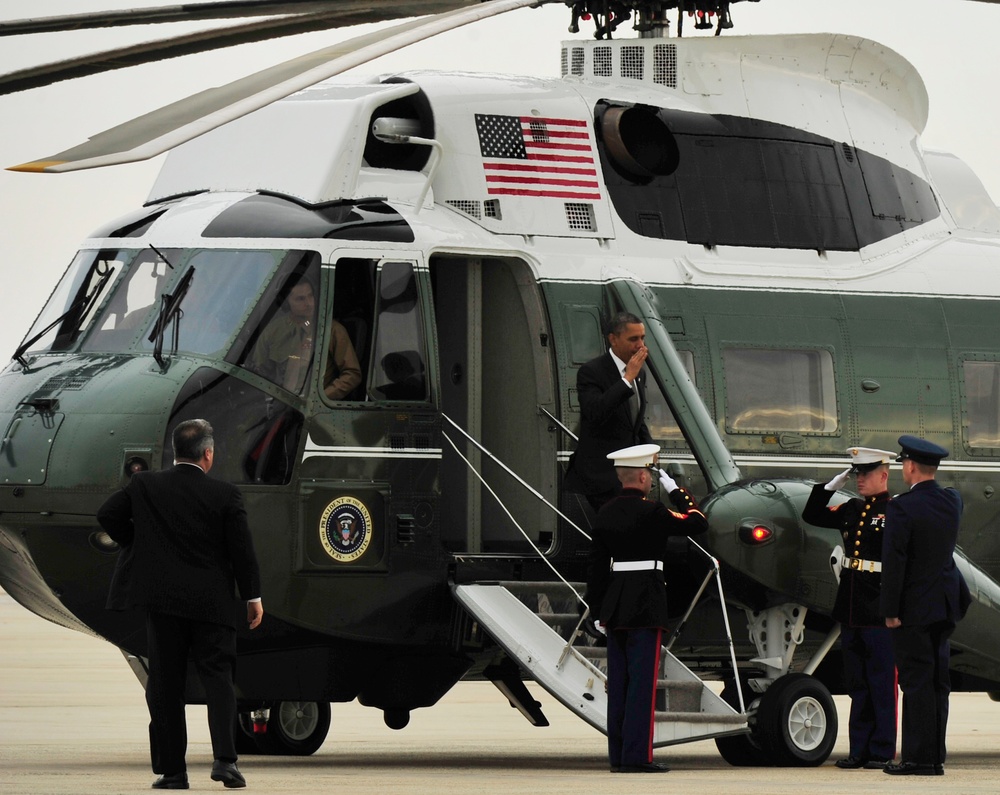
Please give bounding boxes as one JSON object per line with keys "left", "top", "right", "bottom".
{"left": 2, "top": 0, "right": 1000, "bottom": 767}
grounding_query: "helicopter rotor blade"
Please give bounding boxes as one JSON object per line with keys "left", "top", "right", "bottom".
{"left": 0, "top": 3, "right": 455, "bottom": 95}
{"left": 9, "top": 0, "right": 548, "bottom": 174}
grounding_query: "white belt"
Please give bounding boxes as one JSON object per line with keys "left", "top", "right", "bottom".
{"left": 611, "top": 560, "right": 663, "bottom": 572}
{"left": 841, "top": 556, "right": 882, "bottom": 573}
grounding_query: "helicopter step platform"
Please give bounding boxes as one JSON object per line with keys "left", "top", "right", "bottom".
{"left": 452, "top": 583, "right": 747, "bottom": 746}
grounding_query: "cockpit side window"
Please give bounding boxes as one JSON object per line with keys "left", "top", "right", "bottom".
{"left": 369, "top": 261, "right": 428, "bottom": 402}
{"left": 234, "top": 252, "right": 322, "bottom": 396}
{"left": 21, "top": 249, "right": 130, "bottom": 355}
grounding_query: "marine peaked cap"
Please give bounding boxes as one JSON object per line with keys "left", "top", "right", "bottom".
{"left": 607, "top": 443, "right": 660, "bottom": 468}
{"left": 896, "top": 434, "right": 949, "bottom": 466}
{"left": 846, "top": 446, "right": 895, "bottom": 474}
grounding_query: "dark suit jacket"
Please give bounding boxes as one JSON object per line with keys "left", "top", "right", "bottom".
{"left": 802, "top": 483, "right": 889, "bottom": 627}
{"left": 566, "top": 352, "right": 653, "bottom": 495}
{"left": 880, "top": 480, "right": 964, "bottom": 625}
{"left": 98, "top": 463, "right": 261, "bottom": 628}
{"left": 586, "top": 487, "right": 708, "bottom": 630}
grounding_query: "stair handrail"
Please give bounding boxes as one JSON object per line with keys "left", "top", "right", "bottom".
{"left": 665, "top": 534, "right": 746, "bottom": 713}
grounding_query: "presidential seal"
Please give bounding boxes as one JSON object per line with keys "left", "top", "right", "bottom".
{"left": 319, "top": 496, "right": 372, "bottom": 563}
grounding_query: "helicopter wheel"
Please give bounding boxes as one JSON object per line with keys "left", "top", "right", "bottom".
{"left": 255, "top": 700, "right": 331, "bottom": 756}
{"left": 755, "top": 674, "right": 837, "bottom": 766}
{"left": 713, "top": 678, "right": 770, "bottom": 766}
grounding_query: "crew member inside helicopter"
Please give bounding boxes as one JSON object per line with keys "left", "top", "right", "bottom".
{"left": 249, "top": 273, "right": 362, "bottom": 399}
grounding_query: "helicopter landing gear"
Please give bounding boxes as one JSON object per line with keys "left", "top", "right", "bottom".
{"left": 235, "top": 701, "right": 331, "bottom": 755}
{"left": 383, "top": 708, "right": 410, "bottom": 729}
{"left": 755, "top": 674, "right": 837, "bottom": 766}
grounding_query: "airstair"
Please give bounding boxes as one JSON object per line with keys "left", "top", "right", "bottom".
{"left": 452, "top": 580, "right": 748, "bottom": 746}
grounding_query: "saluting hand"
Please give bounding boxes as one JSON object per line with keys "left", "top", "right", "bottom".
{"left": 247, "top": 601, "right": 264, "bottom": 630}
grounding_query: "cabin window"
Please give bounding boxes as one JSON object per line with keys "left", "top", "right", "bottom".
{"left": 21, "top": 249, "right": 130, "bottom": 355}
{"left": 963, "top": 361, "right": 1000, "bottom": 448}
{"left": 646, "top": 351, "right": 697, "bottom": 441}
{"left": 722, "top": 347, "right": 837, "bottom": 433}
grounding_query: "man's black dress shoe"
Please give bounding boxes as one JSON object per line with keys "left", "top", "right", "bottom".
{"left": 211, "top": 760, "right": 247, "bottom": 788}
{"left": 883, "top": 761, "right": 944, "bottom": 776}
{"left": 151, "top": 772, "right": 189, "bottom": 789}
{"left": 834, "top": 756, "right": 868, "bottom": 769}
{"left": 617, "top": 761, "right": 670, "bottom": 773}
{"left": 864, "top": 758, "right": 890, "bottom": 769}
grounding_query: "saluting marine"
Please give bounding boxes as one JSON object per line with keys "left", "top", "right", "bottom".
{"left": 801, "top": 447, "right": 897, "bottom": 770}
{"left": 586, "top": 444, "right": 708, "bottom": 774}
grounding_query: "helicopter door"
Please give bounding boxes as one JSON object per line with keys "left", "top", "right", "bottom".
{"left": 430, "top": 255, "right": 557, "bottom": 554}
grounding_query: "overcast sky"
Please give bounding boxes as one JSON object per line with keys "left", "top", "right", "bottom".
{"left": 1, "top": 0, "right": 998, "bottom": 359}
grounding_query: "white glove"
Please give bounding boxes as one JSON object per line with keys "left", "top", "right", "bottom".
{"left": 824, "top": 467, "right": 852, "bottom": 492}
{"left": 594, "top": 619, "right": 606, "bottom": 636}
{"left": 658, "top": 470, "right": 678, "bottom": 494}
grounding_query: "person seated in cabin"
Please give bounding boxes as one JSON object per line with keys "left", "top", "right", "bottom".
{"left": 250, "top": 275, "right": 362, "bottom": 399}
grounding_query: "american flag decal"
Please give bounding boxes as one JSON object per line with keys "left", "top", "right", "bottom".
{"left": 475, "top": 114, "right": 601, "bottom": 200}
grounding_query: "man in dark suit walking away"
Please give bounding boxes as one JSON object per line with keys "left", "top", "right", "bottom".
{"left": 98, "top": 419, "right": 263, "bottom": 790}
{"left": 586, "top": 444, "right": 708, "bottom": 773}
{"left": 880, "top": 435, "right": 967, "bottom": 777}
{"left": 566, "top": 311, "right": 654, "bottom": 511}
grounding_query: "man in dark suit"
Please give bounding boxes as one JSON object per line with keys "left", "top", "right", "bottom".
{"left": 98, "top": 419, "right": 263, "bottom": 790}
{"left": 586, "top": 444, "right": 708, "bottom": 773}
{"left": 801, "top": 447, "right": 897, "bottom": 770}
{"left": 566, "top": 311, "right": 654, "bottom": 511}
{"left": 880, "top": 435, "right": 966, "bottom": 777}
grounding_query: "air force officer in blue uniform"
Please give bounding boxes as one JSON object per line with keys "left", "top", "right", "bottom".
{"left": 880, "top": 435, "right": 967, "bottom": 777}
{"left": 586, "top": 444, "right": 708, "bottom": 773}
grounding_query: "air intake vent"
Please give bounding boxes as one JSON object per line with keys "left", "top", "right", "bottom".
{"left": 841, "top": 142, "right": 855, "bottom": 163}
{"left": 594, "top": 46, "right": 612, "bottom": 77}
{"left": 571, "top": 47, "right": 585, "bottom": 76}
{"left": 389, "top": 434, "right": 406, "bottom": 450}
{"left": 396, "top": 514, "right": 417, "bottom": 545}
{"left": 621, "top": 45, "right": 644, "bottom": 80}
{"left": 484, "top": 199, "right": 502, "bottom": 219}
{"left": 39, "top": 375, "right": 89, "bottom": 391}
{"left": 653, "top": 44, "right": 678, "bottom": 87}
{"left": 446, "top": 200, "right": 481, "bottom": 219}
{"left": 565, "top": 203, "right": 596, "bottom": 231}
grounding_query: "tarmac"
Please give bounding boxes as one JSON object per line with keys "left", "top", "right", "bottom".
{"left": 2, "top": 588, "right": 999, "bottom": 794}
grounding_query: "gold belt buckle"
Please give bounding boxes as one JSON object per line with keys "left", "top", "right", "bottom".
{"left": 850, "top": 558, "right": 861, "bottom": 570}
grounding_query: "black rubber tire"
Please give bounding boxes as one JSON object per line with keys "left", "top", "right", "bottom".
{"left": 755, "top": 673, "right": 837, "bottom": 766}
{"left": 714, "top": 678, "right": 770, "bottom": 766}
{"left": 255, "top": 701, "right": 331, "bottom": 756}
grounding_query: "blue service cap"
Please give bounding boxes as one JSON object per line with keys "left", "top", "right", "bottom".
{"left": 896, "top": 435, "right": 949, "bottom": 466}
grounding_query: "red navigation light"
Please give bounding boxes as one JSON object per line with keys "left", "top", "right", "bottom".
{"left": 751, "top": 525, "right": 771, "bottom": 542}
{"left": 738, "top": 522, "right": 775, "bottom": 545}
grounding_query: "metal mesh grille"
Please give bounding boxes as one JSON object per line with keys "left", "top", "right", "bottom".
{"left": 484, "top": 199, "right": 502, "bottom": 219}
{"left": 561, "top": 47, "right": 568, "bottom": 77}
{"left": 446, "top": 200, "right": 481, "bottom": 219}
{"left": 594, "top": 47, "right": 612, "bottom": 77}
{"left": 565, "top": 203, "right": 596, "bottom": 231}
{"left": 621, "top": 46, "right": 644, "bottom": 80}
{"left": 571, "top": 48, "right": 585, "bottom": 76}
{"left": 653, "top": 44, "right": 677, "bottom": 87}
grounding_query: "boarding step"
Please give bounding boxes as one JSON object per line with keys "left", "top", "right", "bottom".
{"left": 453, "top": 583, "right": 748, "bottom": 747}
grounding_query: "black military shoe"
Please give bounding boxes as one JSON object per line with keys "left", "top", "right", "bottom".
{"left": 864, "top": 758, "right": 891, "bottom": 769}
{"left": 883, "top": 761, "right": 943, "bottom": 776}
{"left": 618, "top": 761, "right": 670, "bottom": 773}
{"left": 834, "top": 756, "right": 869, "bottom": 769}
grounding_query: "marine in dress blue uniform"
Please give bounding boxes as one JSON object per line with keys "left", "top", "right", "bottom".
{"left": 801, "top": 447, "right": 897, "bottom": 769}
{"left": 586, "top": 444, "right": 708, "bottom": 773}
{"left": 880, "top": 435, "right": 968, "bottom": 777}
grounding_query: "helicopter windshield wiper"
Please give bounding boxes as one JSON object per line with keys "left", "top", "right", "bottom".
{"left": 148, "top": 265, "right": 195, "bottom": 369}
{"left": 12, "top": 259, "right": 115, "bottom": 368}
